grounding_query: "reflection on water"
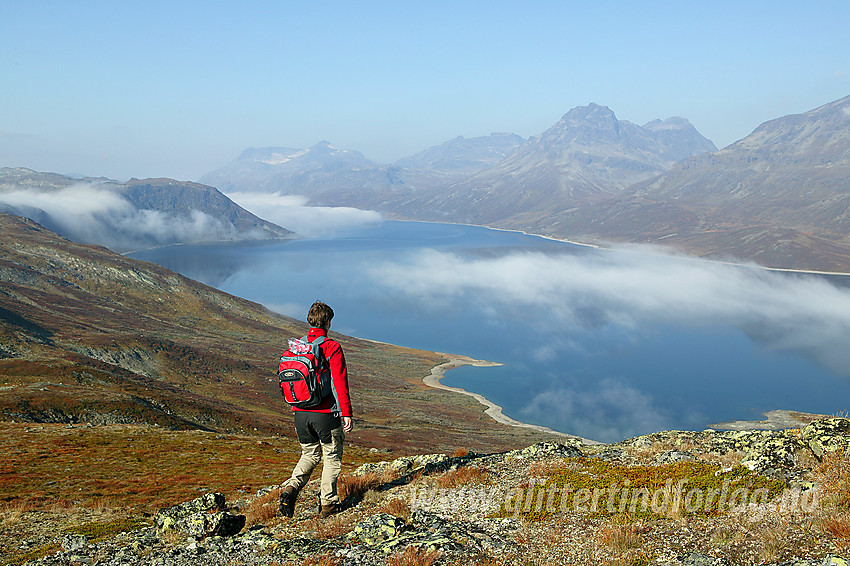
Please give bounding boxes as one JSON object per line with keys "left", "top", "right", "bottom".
{"left": 131, "top": 239, "right": 283, "bottom": 287}
{"left": 130, "top": 221, "right": 850, "bottom": 442}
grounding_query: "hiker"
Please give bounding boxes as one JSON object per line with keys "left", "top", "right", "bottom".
{"left": 279, "top": 301, "right": 354, "bottom": 519}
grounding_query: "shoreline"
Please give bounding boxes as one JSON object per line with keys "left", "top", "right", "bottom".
{"left": 708, "top": 409, "right": 831, "bottom": 431}
{"left": 387, "top": 217, "right": 850, "bottom": 278}
{"left": 423, "top": 353, "right": 600, "bottom": 445}
{"left": 119, "top": 234, "right": 296, "bottom": 256}
{"left": 424, "top": 354, "right": 826, "bottom": 441}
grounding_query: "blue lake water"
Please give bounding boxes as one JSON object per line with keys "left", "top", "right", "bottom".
{"left": 129, "top": 220, "right": 850, "bottom": 442}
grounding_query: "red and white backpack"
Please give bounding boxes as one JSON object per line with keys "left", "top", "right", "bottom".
{"left": 278, "top": 336, "right": 332, "bottom": 409}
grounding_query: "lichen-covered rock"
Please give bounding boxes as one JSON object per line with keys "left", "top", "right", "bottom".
{"left": 657, "top": 450, "right": 696, "bottom": 464}
{"left": 154, "top": 492, "right": 245, "bottom": 539}
{"left": 509, "top": 441, "right": 583, "bottom": 460}
{"left": 61, "top": 534, "right": 88, "bottom": 552}
{"left": 346, "top": 510, "right": 510, "bottom": 557}
{"left": 353, "top": 453, "right": 453, "bottom": 477}
{"left": 348, "top": 513, "right": 409, "bottom": 547}
{"left": 391, "top": 453, "right": 452, "bottom": 472}
{"left": 625, "top": 428, "right": 812, "bottom": 475}
{"left": 408, "top": 510, "right": 510, "bottom": 553}
{"left": 735, "top": 433, "right": 803, "bottom": 477}
{"left": 802, "top": 419, "right": 850, "bottom": 458}
{"left": 593, "top": 448, "right": 625, "bottom": 461}
{"left": 680, "top": 552, "right": 733, "bottom": 566}
{"left": 182, "top": 511, "right": 246, "bottom": 539}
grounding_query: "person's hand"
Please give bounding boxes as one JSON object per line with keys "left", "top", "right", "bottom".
{"left": 343, "top": 416, "right": 353, "bottom": 433}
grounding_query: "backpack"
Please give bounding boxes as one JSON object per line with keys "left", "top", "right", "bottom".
{"left": 278, "top": 335, "right": 333, "bottom": 409}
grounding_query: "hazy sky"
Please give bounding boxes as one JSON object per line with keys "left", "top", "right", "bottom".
{"left": 1, "top": 1, "right": 848, "bottom": 181}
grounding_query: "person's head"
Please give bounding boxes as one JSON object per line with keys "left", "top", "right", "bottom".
{"left": 307, "top": 301, "right": 334, "bottom": 330}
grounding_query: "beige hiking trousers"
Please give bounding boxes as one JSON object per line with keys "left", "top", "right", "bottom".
{"left": 284, "top": 426, "right": 345, "bottom": 505}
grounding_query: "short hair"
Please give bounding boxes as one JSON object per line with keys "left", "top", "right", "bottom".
{"left": 307, "top": 301, "right": 334, "bottom": 329}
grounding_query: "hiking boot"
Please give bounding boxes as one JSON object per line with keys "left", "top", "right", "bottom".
{"left": 279, "top": 486, "right": 297, "bottom": 518}
{"left": 318, "top": 503, "right": 339, "bottom": 518}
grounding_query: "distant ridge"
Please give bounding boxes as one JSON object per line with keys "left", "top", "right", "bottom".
{"left": 199, "top": 103, "right": 716, "bottom": 220}
{"left": 395, "top": 132, "right": 526, "bottom": 174}
{"left": 0, "top": 168, "right": 293, "bottom": 252}
{"left": 199, "top": 141, "right": 418, "bottom": 208}
{"left": 378, "top": 103, "right": 717, "bottom": 225}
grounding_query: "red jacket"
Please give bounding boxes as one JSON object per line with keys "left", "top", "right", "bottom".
{"left": 292, "top": 327, "right": 353, "bottom": 418}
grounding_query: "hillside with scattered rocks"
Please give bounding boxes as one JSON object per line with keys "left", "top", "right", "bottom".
{"left": 10, "top": 417, "right": 850, "bottom": 566}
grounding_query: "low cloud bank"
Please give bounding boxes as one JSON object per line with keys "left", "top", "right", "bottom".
{"left": 225, "top": 192, "right": 382, "bottom": 237}
{"left": 368, "top": 246, "right": 850, "bottom": 440}
{"left": 369, "top": 247, "right": 850, "bottom": 377}
{"left": 0, "top": 184, "right": 240, "bottom": 251}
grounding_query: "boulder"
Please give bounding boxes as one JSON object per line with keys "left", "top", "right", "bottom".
{"left": 739, "top": 435, "right": 802, "bottom": 475}
{"left": 802, "top": 418, "right": 850, "bottom": 458}
{"left": 61, "top": 534, "right": 88, "bottom": 552}
{"left": 155, "top": 492, "right": 246, "bottom": 539}
{"left": 347, "top": 510, "right": 503, "bottom": 555}
{"left": 680, "top": 552, "right": 733, "bottom": 566}
{"left": 657, "top": 450, "right": 696, "bottom": 464}
{"left": 354, "top": 453, "right": 453, "bottom": 477}
{"left": 348, "top": 513, "right": 409, "bottom": 547}
{"left": 509, "top": 441, "right": 583, "bottom": 460}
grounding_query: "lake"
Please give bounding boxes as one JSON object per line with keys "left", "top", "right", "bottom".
{"left": 129, "top": 220, "right": 850, "bottom": 442}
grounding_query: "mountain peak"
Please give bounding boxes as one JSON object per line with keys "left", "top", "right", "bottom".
{"left": 534, "top": 103, "right": 627, "bottom": 149}
{"left": 643, "top": 116, "right": 694, "bottom": 131}
{"left": 560, "top": 103, "right": 618, "bottom": 124}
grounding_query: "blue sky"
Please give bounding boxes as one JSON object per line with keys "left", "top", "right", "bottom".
{"left": 1, "top": 0, "right": 848, "bottom": 181}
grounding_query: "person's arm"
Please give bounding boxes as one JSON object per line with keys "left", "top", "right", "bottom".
{"left": 326, "top": 341, "right": 353, "bottom": 426}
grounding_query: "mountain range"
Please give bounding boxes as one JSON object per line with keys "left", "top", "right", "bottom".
{"left": 379, "top": 104, "right": 718, "bottom": 227}
{"left": 201, "top": 105, "right": 716, "bottom": 216}
{"left": 0, "top": 168, "right": 293, "bottom": 252}
{"left": 543, "top": 95, "right": 850, "bottom": 271}
{"left": 202, "top": 96, "right": 850, "bottom": 272}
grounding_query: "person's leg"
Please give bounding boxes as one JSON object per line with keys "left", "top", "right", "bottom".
{"left": 280, "top": 412, "right": 321, "bottom": 517}
{"left": 285, "top": 411, "right": 323, "bottom": 490}
{"left": 285, "top": 440, "right": 322, "bottom": 491}
{"left": 319, "top": 426, "right": 345, "bottom": 506}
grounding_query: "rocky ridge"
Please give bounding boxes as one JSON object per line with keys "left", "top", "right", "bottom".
{"left": 14, "top": 417, "right": 850, "bottom": 566}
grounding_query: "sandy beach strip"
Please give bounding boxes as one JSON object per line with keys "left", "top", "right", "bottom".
{"left": 424, "top": 353, "right": 598, "bottom": 444}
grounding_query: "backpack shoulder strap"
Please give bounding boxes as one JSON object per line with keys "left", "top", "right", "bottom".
{"left": 306, "top": 335, "right": 328, "bottom": 364}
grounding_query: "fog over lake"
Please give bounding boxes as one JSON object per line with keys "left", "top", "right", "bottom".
{"left": 130, "top": 220, "right": 850, "bottom": 442}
